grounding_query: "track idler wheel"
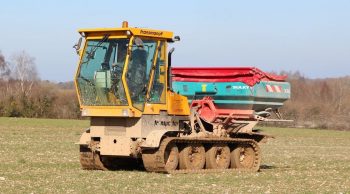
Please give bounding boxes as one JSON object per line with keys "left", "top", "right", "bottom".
{"left": 205, "top": 144, "right": 230, "bottom": 169}
{"left": 230, "top": 143, "right": 261, "bottom": 171}
{"left": 164, "top": 143, "right": 179, "bottom": 171}
{"left": 179, "top": 144, "right": 206, "bottom": 170}
{"left": 142, "top": 138, "right": 179, "bottom": 172}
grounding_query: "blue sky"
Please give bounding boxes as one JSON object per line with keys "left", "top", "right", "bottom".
{"left": 0, "top": 0, "right": 349, "bottom": 81}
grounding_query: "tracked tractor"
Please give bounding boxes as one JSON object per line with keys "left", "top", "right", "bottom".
{"left": 74, "top": 21, "right": 291, "bottom": 173}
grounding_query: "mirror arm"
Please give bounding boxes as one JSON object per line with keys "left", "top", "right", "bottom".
{"left": 73, "top": 37, "right": 83, "bottom": 55}
{"left": 167, "top": 48, "right": 175, "bottom": 91}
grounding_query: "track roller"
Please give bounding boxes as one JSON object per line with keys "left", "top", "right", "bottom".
{"left": 179, "top": 143, "right": 206, "bottom": 170}
{"left": 205, "top": 144, "right": 231, "bottom": 169}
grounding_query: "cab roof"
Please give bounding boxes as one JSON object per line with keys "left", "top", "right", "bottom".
{"left": 78, "top": 27, "right": 174, "bottom": 40}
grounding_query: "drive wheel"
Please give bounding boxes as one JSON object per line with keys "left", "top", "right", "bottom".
{"left": 164, "top": 143, "right": 179, "bottom": 171}
{"left": 179, "top": 144, "right": 205, "bottom": 170}
{"left": 231, "top": 144, "right": 260, "bottom": 171}
{"left": 205, "top": 144, "right": 230, "bottom": 169}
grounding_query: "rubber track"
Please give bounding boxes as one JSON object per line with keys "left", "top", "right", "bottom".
{"left": 80, "top": 146, "right": 107, "bottom": 170}
{"left": 142, "top": 137, "right": 261, "bottom": 174}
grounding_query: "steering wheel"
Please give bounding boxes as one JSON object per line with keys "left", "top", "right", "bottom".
{"left": 112, "top": 63, "right": 123, "bottom": 75}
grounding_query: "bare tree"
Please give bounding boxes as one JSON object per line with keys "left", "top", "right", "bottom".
{"left": 0, "top": 51, "right": 5, "bottom": 69}
{"left": 0, "top": 51, "right": 11, "bottom": 80}
{"left": 11, "top": 50, "right": 38, "bottom": 96}
{"left": 332, "top": 77, "right": 350, "bottom": 114}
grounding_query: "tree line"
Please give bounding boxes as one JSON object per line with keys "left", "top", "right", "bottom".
{"left": 278, "top": 72, "right": 350, "bottom": 130}
{"left": 0, "top": 51, "right": 79, "bottom": 119}
{"left": 1, "top": 51, "right": 349, "bottom": 130}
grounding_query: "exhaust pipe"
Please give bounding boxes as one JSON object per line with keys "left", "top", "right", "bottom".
{"left": 167, "top": 48, "right": 175, "bottom": 91}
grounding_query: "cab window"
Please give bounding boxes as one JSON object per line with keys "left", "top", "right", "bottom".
{"left": 126, "top": 37, "right": 157, "bottom": 111}
{"left": 149, "top": 41, "right": 166, "bottom": 104}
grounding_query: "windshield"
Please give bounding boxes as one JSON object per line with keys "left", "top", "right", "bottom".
{"left": 77, "top": 38, "right": 129, "bottom": 106}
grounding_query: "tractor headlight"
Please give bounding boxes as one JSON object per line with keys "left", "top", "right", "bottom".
{"left": 81, "top": 109, "right": 89, "bottom": 116}
{"left": 122, "top": 109, "right": 129, "bottom": 116}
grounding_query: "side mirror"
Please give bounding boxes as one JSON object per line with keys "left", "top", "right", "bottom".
{"left": 73, "top": 37, "right": 83, "bottom": 55}
{"left": 173, "top": 36, "right": 180, "bottom": 42}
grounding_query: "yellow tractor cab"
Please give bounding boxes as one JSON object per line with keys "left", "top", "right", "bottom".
{"left": 74, "top": 21, "right": 188, "bottom": 118}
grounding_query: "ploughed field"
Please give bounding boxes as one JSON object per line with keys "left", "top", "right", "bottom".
{"left": 0, "top": 117, "right": 349, "bottom": 194}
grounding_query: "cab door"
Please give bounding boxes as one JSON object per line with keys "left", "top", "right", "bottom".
{"left": 144, "top": 41, "right": 168, "bottom": 114}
